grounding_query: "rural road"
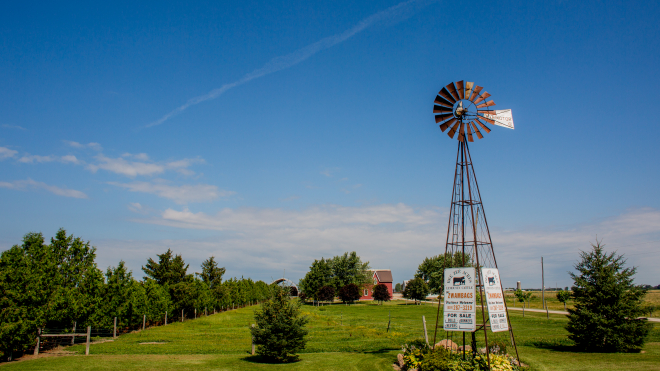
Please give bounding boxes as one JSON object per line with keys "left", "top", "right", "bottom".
{"left": 395, "top": 297, "right": 660, "bottom": 323}
{"left": 506, "top": 305, "right": 660, "bottom": 322}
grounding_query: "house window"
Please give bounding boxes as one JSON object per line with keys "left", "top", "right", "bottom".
{"left": 364, "top": 289, "right": 368, "bottom": 296}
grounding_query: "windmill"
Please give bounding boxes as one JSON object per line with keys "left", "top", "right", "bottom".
{"left": 431, "top": 80, "right": 519, "bottom": 365}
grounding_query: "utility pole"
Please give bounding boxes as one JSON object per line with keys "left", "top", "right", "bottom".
{"left": 541, "top": 257, "right": 545, "bottom": 310}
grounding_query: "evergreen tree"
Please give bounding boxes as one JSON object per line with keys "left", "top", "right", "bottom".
{"left": 373, "top": 283, "right": 391, "bottom": 304}
{"left": 0, "top": 230, "right": 104, "bottom": 360}
{"left": 198, "top": 256, "right": 225, "bottom": 289}
{"left": 251, "top": 286, "right": 309, "bottom": 362}
{"left": 403, "top": 277, "right": 429, "bottom": 304}
{"left": 142, "top": 249, "right": 188, "bottom": 286}
{"left": 567, "top": 241, "right": 652, "bottom": 352}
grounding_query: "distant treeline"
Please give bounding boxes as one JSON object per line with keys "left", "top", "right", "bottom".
{"left": 0, "top": 229, "right": 272, "bottom": 361}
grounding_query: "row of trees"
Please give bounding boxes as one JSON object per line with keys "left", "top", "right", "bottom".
{"left": 0, "top": 229, "right": 272, "bottom": 361}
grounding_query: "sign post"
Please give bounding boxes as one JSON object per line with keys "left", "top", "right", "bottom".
{"left": 443, "top": 267, "right": 476, "bottom": 332}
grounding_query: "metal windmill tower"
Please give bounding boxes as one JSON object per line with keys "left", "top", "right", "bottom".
{"left": 431, "top": 80, "right": 519, "bottom": 364}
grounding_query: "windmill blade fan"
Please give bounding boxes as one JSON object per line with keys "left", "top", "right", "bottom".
{"left": 439, "top": 87, "right": 456, "bottom": 104}
{"left": 440, "top": 118, "right": 457, "bottom": 132}
{"left": 470, "top": 121, "right": 483, "bottom": 139}
{"left": 432, "top": 80, "right": 513, "bottom": 141}
{"left": 446, "top": 82, "right": 460, "bottom": 102}
{"left": 456, "top": 80, "right": 465, "bottom": 100}
{"left": 434, "top": 95, "right": 453, "bottom": 108}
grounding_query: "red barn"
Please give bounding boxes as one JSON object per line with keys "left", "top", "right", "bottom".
{"left": 360, "top": 269, "right": 393, "bottom": 300}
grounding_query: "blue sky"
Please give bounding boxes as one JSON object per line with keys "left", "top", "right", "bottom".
{"left": 2, "top": 0, "right": 660, "bottom": 288}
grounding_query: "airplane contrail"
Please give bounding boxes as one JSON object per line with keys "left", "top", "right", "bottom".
{"left": 146, "top": 0, "right": 435, "bottom": 128}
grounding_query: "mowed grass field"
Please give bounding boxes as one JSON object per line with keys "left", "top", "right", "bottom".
{"left": 3, "top": 301, "right": 660, "bottom": 370}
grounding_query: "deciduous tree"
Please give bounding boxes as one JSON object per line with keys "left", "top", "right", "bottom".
{"left": 415, "top": 252, "right": 471, "bottom": 294}
{"left": 403, "top": 277, "right": 429, "bottom": 304}
{"left": 338, "top": 283, "right": 361, "bottom": 304}
{"left": 373, "top": 283, "right": 391, "bottom": 304}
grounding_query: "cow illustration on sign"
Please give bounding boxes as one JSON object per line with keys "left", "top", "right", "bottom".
{"left": 453, "top": 276, "right": 466, "bottom": 286}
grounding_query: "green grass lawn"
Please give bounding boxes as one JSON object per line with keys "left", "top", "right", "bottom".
{"left": 3, "top": 301, "right": 659, "bottom": 370}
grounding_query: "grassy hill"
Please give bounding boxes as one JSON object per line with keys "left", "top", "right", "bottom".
{"left": 3, "top": 301, "right": 660, "bottom": 370}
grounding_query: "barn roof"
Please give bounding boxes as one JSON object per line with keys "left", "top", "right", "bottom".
{"left": 373, "top": 269, "right": 393, "bottom": 283}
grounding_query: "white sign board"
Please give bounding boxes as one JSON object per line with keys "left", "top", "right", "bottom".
{"left": 443, "top": 267, "right": 476, "bottom": 332}
{"left": 481, "top": 268, "right": 509, "bottom": 333}
{"left": 481, "top": 109, "right": 514, "bottom": 129}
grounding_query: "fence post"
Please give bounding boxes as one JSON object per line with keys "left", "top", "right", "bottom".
{"left": 194, "top": 308, "right": 197, "bottom": 319}
{"left": 165, "top": 311, "right": 168, "bottom": 326}
{"left": 205, "top": 307, "right": 207, "bottom": 316}
{"left": 387, "top": 311, "right": 391, "bottom": 332}
{"left": 72, "top": 321, "right": 77, "bottom": 345}
{"left": 142, "top": 314, "right": 146, "bottom": 330}
{"left": 422, "top": 315, "right": 429, "bottom": 347}
{"left": 85, "top": 326, "right": 91, "bottom": 355}
{"left": 181, "top": 309, "right": 184, "bottom": 322}
{"left": 251, "top": 324, "right": 255, "bottom": 355}
{"left": 34, "top": 328, "right": 41, "bottom": 355}
{"left": 113, "top": 317, "right": 117, "bottom": 338}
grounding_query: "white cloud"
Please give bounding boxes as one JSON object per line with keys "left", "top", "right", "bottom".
{"left": 320, "top": 167, "right": 340, "bottom": 177}
{"left": 0, "top": 147, "right": 18, "bottom": 160}
{"left": 109, "top": 181, "right": 233, "bottom": 204}
{"left": 116, "top": 205, "right": 660, "bottom": 287}
{"left": 61, "top": 155, "right": 80, "bottom": 164}
{"left": 18, "top": 155, "right": 55, "bottom": 163}
{"left": 87, "top": 155, "right": 165, "bottom": 177}
{"left": 17, "top": 154, "right": 81, "bottom": 164}
{"left": 87, "top": 155, "right": 204, "bottom": 178}
{"left": 64, "top": 141, "right": 102, "bottom": 151}
{"left": 122, "top": 153, "right": 150, "bottom": 161}
{"left": 0, "top": 178, "right": 87, "bottom": 198}
{"left": 2, "top": 124, "right": 26, "bottom": 130}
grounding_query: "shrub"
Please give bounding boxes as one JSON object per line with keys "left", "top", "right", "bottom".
{"left": 567, "top": 241, "right": 652, "bottom": 352}
{"left": 338, "top": 283, "right": 361, "bottom": 304}
{"left": 250, "top": 286, "right": 309, "bottom": 363}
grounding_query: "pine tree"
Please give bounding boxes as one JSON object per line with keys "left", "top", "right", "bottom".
{"left": 251, "top": 286, "right": 308, "bottom": 362}
{"left": 142, "top": 249, "right": 188, "bottom": 286}
{"left": 567, "top": 241, "right": 652, "bottom": 352}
